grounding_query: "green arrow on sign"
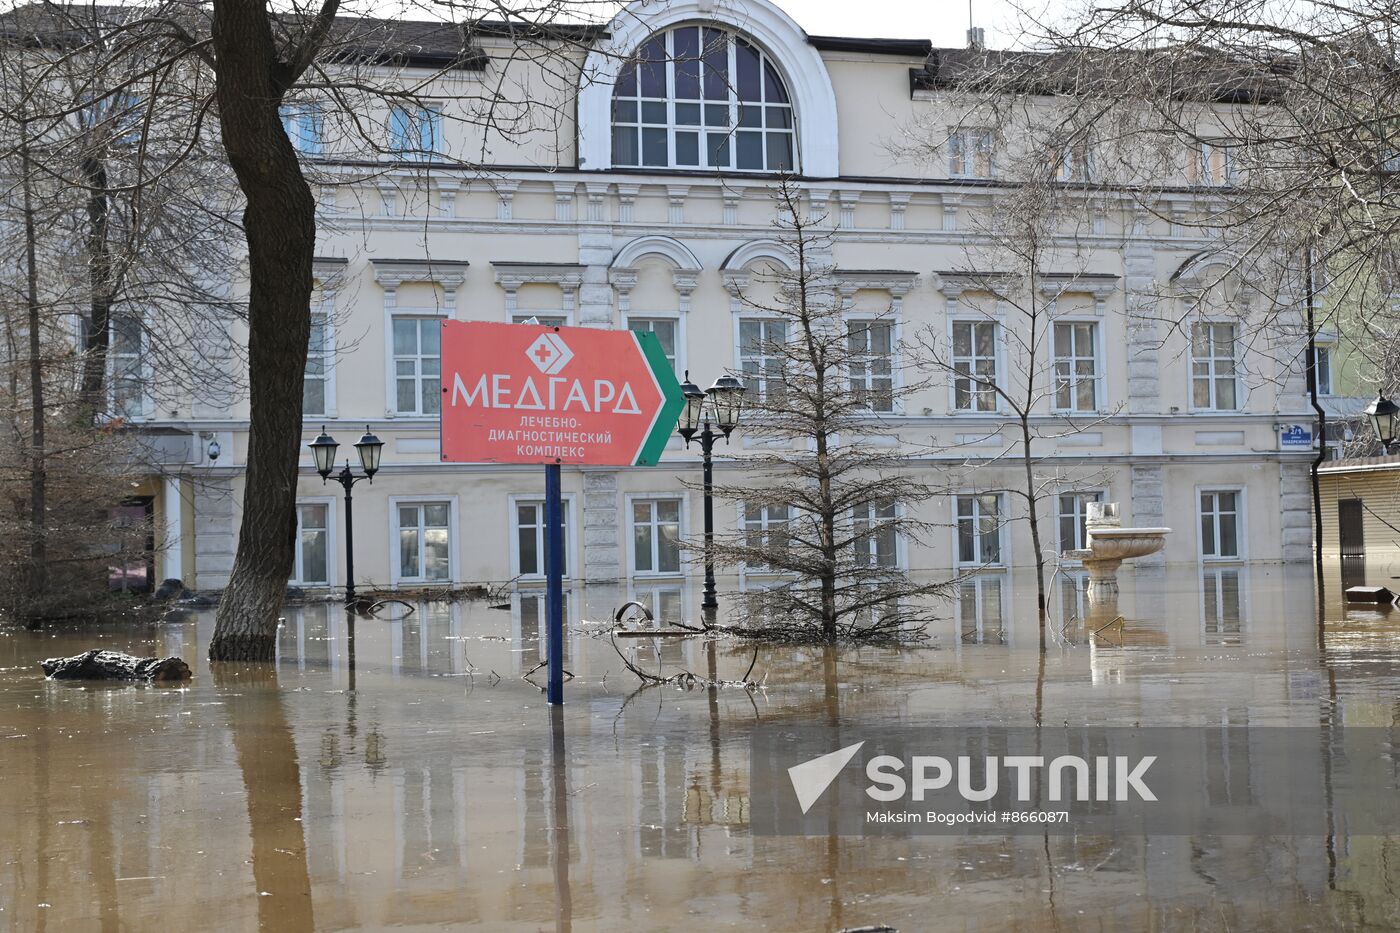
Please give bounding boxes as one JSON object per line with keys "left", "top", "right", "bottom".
{"left": 633, "top": 330, "right": 684, "bottom": 466}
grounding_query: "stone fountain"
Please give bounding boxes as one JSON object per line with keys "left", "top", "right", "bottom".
{"left": 1063, "top": 502, "right": 1170, "bottom": 600}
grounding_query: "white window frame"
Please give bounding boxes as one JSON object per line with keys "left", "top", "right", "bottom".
{"left": 738, "top": 501, "right": 793, "bottom": 576}
{"left": 1057, "top": 139, "right": 1094, "bottom": 182}
{"left": 108, "top": 309, "right": 150, "bottom": 421}
{"left": 610, "top": 25, "right": 796, "bottom": 173}
{"left": 845, "top": 315, "right": 900, "bottom": 414}
{"left": 1051, "top": 319, "right": 1102, "bottom": 413}
{"left": 1198, "top": 140, "right": 1237, "bottom": 186}
{"left": 280, "top": 102, "right": 324, "bottom": 156}
{"left": 509, "top": 493, "right": 578, "bottom": 581}
{"left": 736, "top": 316, "right": 788, "bottom": 402}
{"left": 948, "top": 318, "right": 1002, "bottom": 414}
{"left": 851, "top": 498, "right": 903, "bottom": 570}
{"left": 1312, "top": 340, "right": 1334, "bottom": 397}
{"left": 1197, "top": 487, "right": 1245, "bottom": 562}
{"left": 304, "top": 295, "right": 337, "bottom": 418}
{"left": 292, "top": 497, "right": 337, "bottom": 587}
{"left": 388, "top": 314, "right": 444, "bottom": 418}
{"left": 1055, "top": 488, "right": 1108, "bottom": 558}
{"left": 949, "top": 128, "right": 995, "bottom": 178}
{"left": 1189, "top": 321, "right": 1240, "bottom": 412}
{"left": 622, "top": 311, "right": 685, "bottom": 375}
{"left": 388, "top": 102, "right": 443, "bottom": 160}
{"left": 955, "top": 493, "right": 1005, "bottom": 567}
{"left": 626, "top": 493, "right": 688, "bottom": 578}
{"left": 511, "top": 311, "right": 573, "bottom": 327}
{"left": 389, "top": 496, "right": 459, "bottom": 585}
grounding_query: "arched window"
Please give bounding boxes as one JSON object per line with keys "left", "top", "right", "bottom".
{"left": 612, "top": 25, "right": 795, "bottom": 172}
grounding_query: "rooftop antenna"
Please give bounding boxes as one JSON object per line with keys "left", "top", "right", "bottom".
{"left": 967, "top": 0, "right": 985, "bottom": 48}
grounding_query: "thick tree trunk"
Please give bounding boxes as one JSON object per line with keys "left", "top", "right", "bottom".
{"left": 20, "top": 139, "right": 48, "bottom": 608}
{"left": 207, "top": 0, "right": 316, "bottom": 662}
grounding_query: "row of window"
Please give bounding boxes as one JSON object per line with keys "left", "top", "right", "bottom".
{"left": 305, "top": 314, "right": 1333, "bottom": 419}
{"left": 289, "top": 489, "right": 1245, "bottom": 586}
{"left": 103, "top": 306, "right": 1334, "bottom": 423}
{"left": 280, "top": 102, "right": 443, "bottom": 158}
{"left": 946, "top": 128, "right": 1241, "bottom": 187}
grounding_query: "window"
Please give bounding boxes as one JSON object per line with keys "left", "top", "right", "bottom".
{"left": 951, "top": 320, "right": 999, "bottom": 412}
{"left": 397, "top": 502, "right": 452, "bottom": 581}
{"left": 632, "top": 498, "right": 682, "bottom": 575}
{"left": 1198, "top": 141, "right": 1236, "bottom": 186}
{"left": 852, "top": 499, "right": 898, "bottom": 568}
{"left": 81, "top": 91, "right": 142, "bottom": 145}
{"left": 740, "top": 319, "right": 787, "bottom": 400}
{"left": 280, "top": 103, "right": 324, "bottom": 155}
{"left": 304, "top": 308, "right": 330, "bottom": 416}
{"left": 1053, "top": 321, "right": 1099, "bottom": 412}
{"left": 1057, "top": 139, "right": 1094, "bottom": 182}
{"left": 1312, "top": 344, "right": 1333, "bottom": 396}
{"left": 743, "top": 503, "right": 790, "bottom": 572}
{"left": 393, "top": 317, "right": 441, "bottom": 416}
{"left": 1057, "top": 490, "right": 1104, "bottom": 553}
{"left": 949, "top": 129, "right": 995, "bottom": 178}
{"left": 293, "top": 503, "right": 330, "bottom": 585}
{"left": 1199, "top": 490, "right": 1241, "bottom": 560}
{"left": 110, "top": 311, "right": 143, "bottom": 419}
{"left": 515, "top": 500, "right": 570, "bottom": 578}
{"left": 629, "top": 318, "right": 678, "bottom": 372}
{"left": 957, "top": 494, "right": 1003, "bottom": 565}
{"left": 612, "top": 26, "right": 794, "bottom": 172}
{"left": 389, "top": 104, "right": 442, "bottom": 159}
{"left": 512, "top": 313, "right": 568, "bottom": 327}
{"left": 848, "top": 321, "right": 894, "bottom": 412}
{"left": 1190, "top": 322, "right": 1238, "bottom": 410}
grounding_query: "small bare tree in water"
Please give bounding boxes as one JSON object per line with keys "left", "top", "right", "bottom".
{"left": 706, "top": 181, "right": 947, "bottom": 642}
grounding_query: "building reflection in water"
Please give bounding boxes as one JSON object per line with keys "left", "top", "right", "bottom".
{"left": 13, "top": 568, "right": 1400, "bottom": 929}
{"left": 958, "top": 572, "right": 1008, "bottom": 645}
{"left": 1201, "top": 566, "right": 1248, "bottom": 646}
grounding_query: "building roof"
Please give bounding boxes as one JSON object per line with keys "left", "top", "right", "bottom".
{"left": 909, "top": 45, "right": 1288, "bottom": 104}
{"left": 1319, "top": 454, "right": 1400, "bottom": 475}
{"left": 808, "top": 35, "right": 932, "bottom": 57}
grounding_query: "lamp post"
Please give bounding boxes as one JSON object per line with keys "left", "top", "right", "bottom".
{"left": 1365, "top": 393, "right": 1399, "bottom": 454}
{"left": 309, "top": 426, "right": 384, "bottom": 605}
{"left": 676, "top": 372, "right": 746, "bottom": 614}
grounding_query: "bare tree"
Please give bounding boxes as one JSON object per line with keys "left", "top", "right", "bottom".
{"left": 707, "top": 181, "right": 947, "bottom": 642}
{"left": 3, "top": 0, "right": 619, "bottom": 656}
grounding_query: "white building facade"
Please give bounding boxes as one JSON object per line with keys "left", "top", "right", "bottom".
{"left": 140, "top": 0, "right": 1316, "bottom": 596}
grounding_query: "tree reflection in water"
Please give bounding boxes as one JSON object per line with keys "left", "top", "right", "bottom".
{"left": 214, "top": 664, "right": 315, "bottom": 932}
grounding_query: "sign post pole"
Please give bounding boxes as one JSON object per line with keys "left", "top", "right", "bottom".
{"left": 544, "top": 461, "right": 565, "bottom": 705}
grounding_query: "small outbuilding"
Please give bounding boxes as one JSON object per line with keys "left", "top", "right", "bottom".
{"left": 1318, "top": 456, "right": 1400, "bottom": 565}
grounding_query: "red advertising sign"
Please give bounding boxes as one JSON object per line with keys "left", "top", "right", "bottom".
{"left": 439, "top": 321, "right": 684, "bottom": 466}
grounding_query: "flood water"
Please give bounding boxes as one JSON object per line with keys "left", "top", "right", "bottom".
{"left": 3, "top": 563, "right": 1399, "bottom": 931}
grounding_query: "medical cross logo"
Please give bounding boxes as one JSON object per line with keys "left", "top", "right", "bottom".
{"left": 526, "top": 332, "right": 573, "bottom": 375}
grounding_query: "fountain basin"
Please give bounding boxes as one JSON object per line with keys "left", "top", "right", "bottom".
{"left": 1065, "top": 527, "right": 1171, "bottom": 597}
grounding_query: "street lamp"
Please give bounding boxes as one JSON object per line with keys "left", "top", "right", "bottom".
{"left": 309, "top": 425, "right": 384, "bottom": 604}
{"left": 1365, "top": 393, "right": 1399, "bottom": 454}
{"left": 677, "top": 372, "right": 746, "bottom": 615}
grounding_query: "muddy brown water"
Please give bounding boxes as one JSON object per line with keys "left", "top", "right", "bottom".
{"left": 2, "top": 563, "right": 1399, "bottom": 931}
